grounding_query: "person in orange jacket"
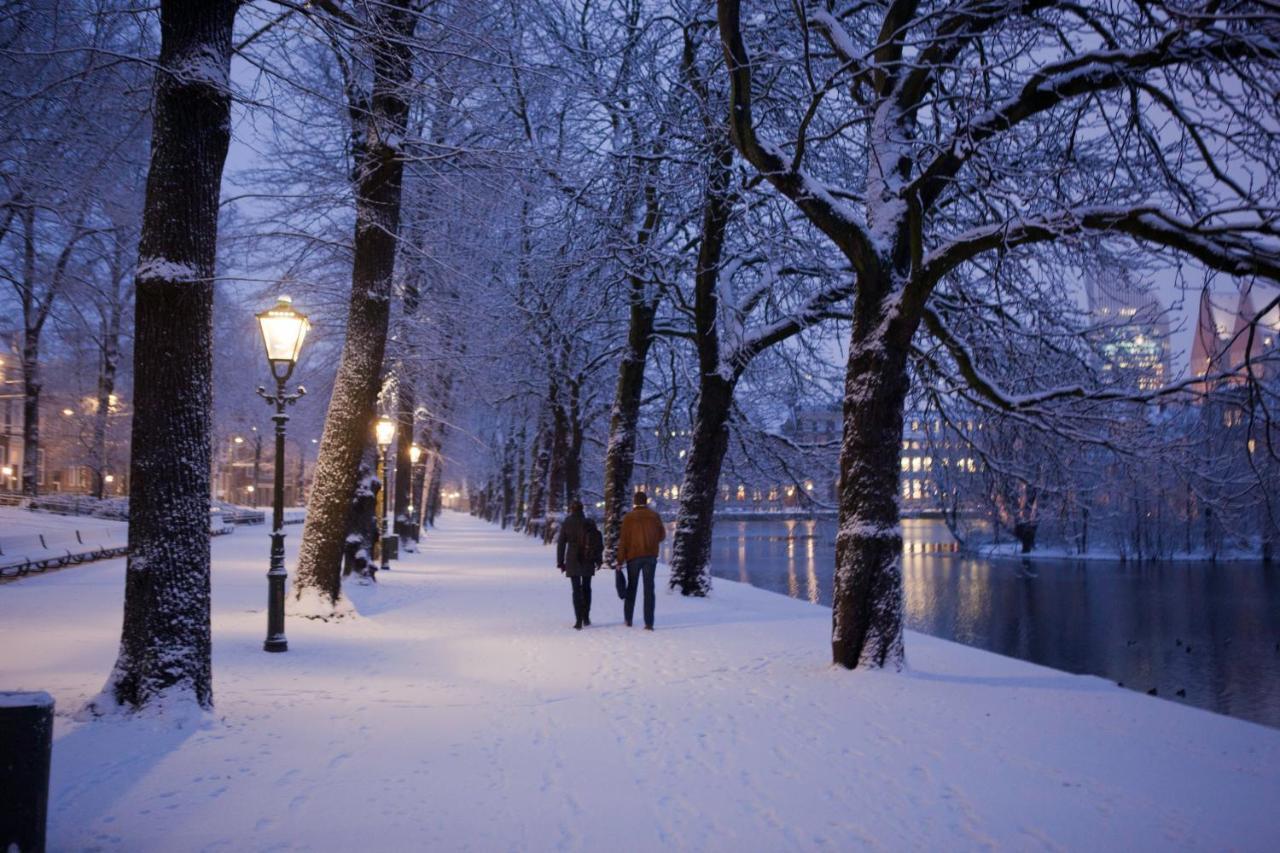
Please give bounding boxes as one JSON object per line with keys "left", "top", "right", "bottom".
{"left": 616, "top": 491, "right": 665, "bottom": 629}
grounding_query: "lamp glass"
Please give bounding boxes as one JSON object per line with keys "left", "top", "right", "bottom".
{"left": 375, "top": 417, "right": 396, "bottom": 448}
{"left": 256, "top": 296, "right": 310, "bottom": 366}
{"left": 410, "top": 443, "right": 422, "bottom": 464}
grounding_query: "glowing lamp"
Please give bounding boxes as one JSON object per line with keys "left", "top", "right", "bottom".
{"left": 375, "top": 417, "right": 396, "bottom": 450}
{"left": 256, "top": 296, "right": 310, "bottom": 381}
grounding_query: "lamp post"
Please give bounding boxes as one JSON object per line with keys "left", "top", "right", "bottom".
{"left": 375, "top": 417, "right": 396, "bottom": 571}
{"left": 255, "top": 296, "right": 310, "bottom": 653}
{"left": 408, "top": 442, "right": 423, "bottom": 541}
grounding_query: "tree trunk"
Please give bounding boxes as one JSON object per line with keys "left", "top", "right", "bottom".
{"left": 831, "top": 295, "right": 911, "bottom": 670}
{"left": 425, "top": 453, "right": 443, "bottom": 525}
{"left": 665, "top": 123, "right": 734, "bottom": 596}
{"left": 251, "top": 432, "right": 262, "bottom": 508}
{"left": 524, "top": 414, "right": 550, "bottom": 538}
{"left": 91, "top": 279, "right": 124, "bottom": 499}
{"left": 564, "top": 378, "right": 583, "bottom": 507}
{"left": 601, "top": 292, "right": 655, "bottom": 566}
{"left": 545, "top": 390, "right": 568, "bottom": 544}
{"left": 393, "top": 377, "right": 414, "bottom": 544}
{"left": 342, "top": 454, "right": 379, "bottom": 581}
{"left": 513, "top": 425, "right": 527, "bottom": 530}
{"left": 500, "top": 432, "right": 516, "bottom": 528}
{"left": 668, "top": 374, "right": 735, "bottom": 595}
{"left": 293, "top": 1, "right": 417, "bottom": 611}
{"left": 103, "top": 0, "right": 237, "bottom": 711}
{"left": 20, "top": 328, "right": 40, "bottom": 497}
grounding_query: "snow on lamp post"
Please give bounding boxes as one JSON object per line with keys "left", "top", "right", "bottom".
{"left": 255, "top": 296, "right": 309, "bottom": 653}
{"left": 375, "top": 417, "right": 396, "bottom": 571}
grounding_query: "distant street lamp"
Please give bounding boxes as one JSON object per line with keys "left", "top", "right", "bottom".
{"left": 375, "top": 416, "right": 396, "bottom": 572}
{"left": 408, "top": 442, "right": 423, "bottom": 540}
{"left": 255, "top": 296, "right": 310, "bottom": 653}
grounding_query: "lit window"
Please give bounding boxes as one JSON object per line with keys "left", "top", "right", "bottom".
{"left": 901, "top": 457, "right": 910, "bottom": 472}
{"left": 912, "top": 480, "right": 922, "bottom": 500}
{"left": 911, "top": 457, "right": 921, "bottom": 472}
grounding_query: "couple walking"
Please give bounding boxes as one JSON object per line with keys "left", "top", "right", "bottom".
{"left": 556, "top": 491, "right": 665, "bottom": 631}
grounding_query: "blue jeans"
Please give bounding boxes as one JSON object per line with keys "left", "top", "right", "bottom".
{"left": 624, "top": 557, "right": 657, "bottom": 628}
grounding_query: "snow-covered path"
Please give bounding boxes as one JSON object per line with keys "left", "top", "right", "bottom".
{"left": 2, "top": 511, "right": 1279, "bottom": 851}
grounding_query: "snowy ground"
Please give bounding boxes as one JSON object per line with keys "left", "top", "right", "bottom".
{"left": 2, "top": 512, "right": 1278, "bottom": 851}
{"left": 0, "top": 506, "right": 128, "bottom": 540}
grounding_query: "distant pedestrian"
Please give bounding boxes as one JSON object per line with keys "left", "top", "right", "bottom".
{"left": 556, "top": 501, "right": 602, "bottom": 630}
{"left": 617, "top": 491, "right": 665, "bottom": 630}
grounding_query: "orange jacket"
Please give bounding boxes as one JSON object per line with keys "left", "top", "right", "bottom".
{"left": 617, "top": 505, "right": 665, "bottom": 563}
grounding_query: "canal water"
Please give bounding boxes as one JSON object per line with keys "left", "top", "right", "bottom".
{"left": 666, "top": 518, "right": 1280, "bottom": 729}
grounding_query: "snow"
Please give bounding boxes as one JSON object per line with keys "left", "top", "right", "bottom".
{"left": 170, "top": 45, "right": 230, "bottom": 90}
{"left": 809, "top": 10, "right": 859, "bottom": 65}
{"left": 0, "top": 690, "right": 52, "bottom": 708}
{"left": 838, "top": 520, "right": 903, "bottom": 540}
{"left": 0, "top": 506, "right": 126, "bottom": 540}
{"left": 2, "top": 512, "right": 1279, "bottom": 850}
{"left": 134, "top": 256, "right": 200, "bottom": 285}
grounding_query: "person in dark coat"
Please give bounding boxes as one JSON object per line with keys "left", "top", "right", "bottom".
{"left": 556, "top": 501, "right": 602, "bottom": 629}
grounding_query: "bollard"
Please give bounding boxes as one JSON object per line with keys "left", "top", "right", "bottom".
{"left": 0, "top": 691, "right": 54, "bottom": 853}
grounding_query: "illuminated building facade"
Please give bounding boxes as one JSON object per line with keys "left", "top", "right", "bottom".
{"left": 1084, "top": 274, "right": 1172, "bottom": 392}
{"left": 1190, "top": 282, "right": 1280, "bottom": 389}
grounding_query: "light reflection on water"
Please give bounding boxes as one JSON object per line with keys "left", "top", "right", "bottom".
{"left": 665, "top": 518, "right": 1280, "bottom": 729}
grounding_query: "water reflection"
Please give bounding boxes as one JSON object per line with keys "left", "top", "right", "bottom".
{"left": 666, "top": 517, "right": 1280, "bottom": 729}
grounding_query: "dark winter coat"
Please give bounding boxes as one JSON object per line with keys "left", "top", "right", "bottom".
{"left": 556, "top": 511, "right": 602, "bottom": 577}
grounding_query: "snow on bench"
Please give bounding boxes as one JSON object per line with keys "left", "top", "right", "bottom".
{"left": 0, "top": 529, "right": 129, "bottom": 579}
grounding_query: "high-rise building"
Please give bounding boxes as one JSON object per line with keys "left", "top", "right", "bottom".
{"left": 1084, "top": 273, "right": 1172, "bottom": 392}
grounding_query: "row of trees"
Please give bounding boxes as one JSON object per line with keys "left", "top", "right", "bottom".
{"left": 1, "top": 3, "right": 151, "bottom": 499}
{"left": 462, "top": 0, "right": 1280, "bottom": 673}
{"left": 7, "top": 0, "right": 1275, "bottom": 711}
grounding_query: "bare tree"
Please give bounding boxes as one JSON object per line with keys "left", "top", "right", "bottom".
{"left": 292, "top": 0, "right": 420, "bottom": 613}
{"left": 103, "top": 0, "right": 239, "bottom": 710}
{"left": 717, "top": 0, "right": 1280, "bottom": 668}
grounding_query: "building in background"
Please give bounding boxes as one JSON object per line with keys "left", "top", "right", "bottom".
{"left": 1191, "top": 281, "right": 1280, "bottom": 389}
{"left": 1085, "top": 273, "right": 1172, "bottom": 392}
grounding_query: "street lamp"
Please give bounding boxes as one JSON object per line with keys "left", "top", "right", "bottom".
{"left": 255, "top": 295, "right": 310, "bottom": 653}
{"left": 375, "top": 416, "right": 396, "bottom": 572}
{"left": 408, "top": 442, "right": 423, "bottom": 540}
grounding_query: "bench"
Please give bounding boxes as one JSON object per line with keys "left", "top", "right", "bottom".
{"left": 0, "top": 530, "right": 130, "bottom": 579}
